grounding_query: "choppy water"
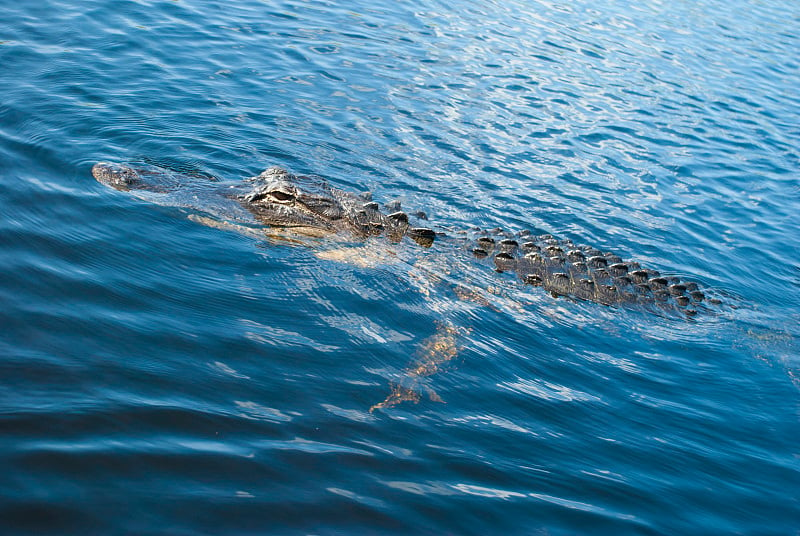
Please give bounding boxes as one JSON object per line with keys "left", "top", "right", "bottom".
{"left": 2, "top": 0, "right": 799, "bottom": 534}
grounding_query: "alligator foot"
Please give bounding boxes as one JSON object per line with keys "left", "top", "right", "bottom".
{"left": 369, "top": 382, "right": 421, "bottom": 412}
{"left": 369, "top": 382, "right": 445, "bottom": 412}
{"left": 370, "top": 322, "right": 467, "bottom": 412}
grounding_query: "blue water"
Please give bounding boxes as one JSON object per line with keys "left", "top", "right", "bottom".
{"left": 2, "top": 0, "right": 799, "bottom": 533}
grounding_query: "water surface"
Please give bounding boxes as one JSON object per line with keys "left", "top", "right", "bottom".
{"left": 1, "top": 0, "right": 799, "bottom": 534}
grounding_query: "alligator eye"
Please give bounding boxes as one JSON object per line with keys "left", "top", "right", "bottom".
{"left": 269, "top": 190, "right": 295, "bottom": 203}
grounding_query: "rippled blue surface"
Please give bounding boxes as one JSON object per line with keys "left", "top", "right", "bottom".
{"left": 2, "top": 0, "right": 799, "bottom": 534}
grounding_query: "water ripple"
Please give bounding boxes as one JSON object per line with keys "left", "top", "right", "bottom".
{"left": 1, "top": 0, "right": 799, "bottom": 533}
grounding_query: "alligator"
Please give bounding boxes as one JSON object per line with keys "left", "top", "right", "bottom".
{"left": 93, "top": 161, "right": 717, "bottom": 315}
{"left": 93, "top": 161, "right": 723, "bottom": 410}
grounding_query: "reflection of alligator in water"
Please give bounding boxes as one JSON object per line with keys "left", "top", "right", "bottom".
{"left": 93, "top": 162, "right": 724, "bottom": 409}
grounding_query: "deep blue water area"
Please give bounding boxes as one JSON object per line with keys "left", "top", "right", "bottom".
{"left": 2, "top": 0, "right": 799, "bottom": 534}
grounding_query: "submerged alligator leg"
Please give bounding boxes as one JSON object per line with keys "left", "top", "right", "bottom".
{"left": 370, "top": 322, "right": 468, "bottom": 412}
{"left": 188, "top": 214, "right": 334, "bottom": 246}
{"left": 315, "top": 245, "right": 400, "bottom": 269}
{"left": 188, "top": 215, "right": 266, "bottom": 239}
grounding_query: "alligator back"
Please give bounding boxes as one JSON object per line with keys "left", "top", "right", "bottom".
{"left": 468, "top": 231, "right": 719, "bottom": 316}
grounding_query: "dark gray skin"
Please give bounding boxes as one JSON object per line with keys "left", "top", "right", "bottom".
{"left": 93, "top": 162, "right": 719, "bottom": 315}
{"left": 241, "top": 167, "right": 436, "bottom": 244}
{"left": 475, "top": 233, "right": 714, "bottom": 314}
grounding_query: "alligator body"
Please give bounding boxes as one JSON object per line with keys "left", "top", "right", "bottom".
{"left": 92, "top": 162, "right": 717, "bottom": 315}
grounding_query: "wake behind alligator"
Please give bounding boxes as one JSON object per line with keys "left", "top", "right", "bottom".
{"left": 93, "top": 161, "right": 721, "bottom": 317}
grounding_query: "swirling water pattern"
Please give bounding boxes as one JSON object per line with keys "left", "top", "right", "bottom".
{"left": 1, "top": 0, "right": 799, "bottom": 534}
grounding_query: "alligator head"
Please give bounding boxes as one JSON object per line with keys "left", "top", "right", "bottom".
{"left": 240, "top": 167, "right": 435, "bottom": 244}
{"left": 241, "top": 167, "right": 349, "bottom": 235}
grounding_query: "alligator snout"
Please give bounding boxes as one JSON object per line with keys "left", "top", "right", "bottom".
{"left": 92, "top": 162, "right": 141, "bottom": 191}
